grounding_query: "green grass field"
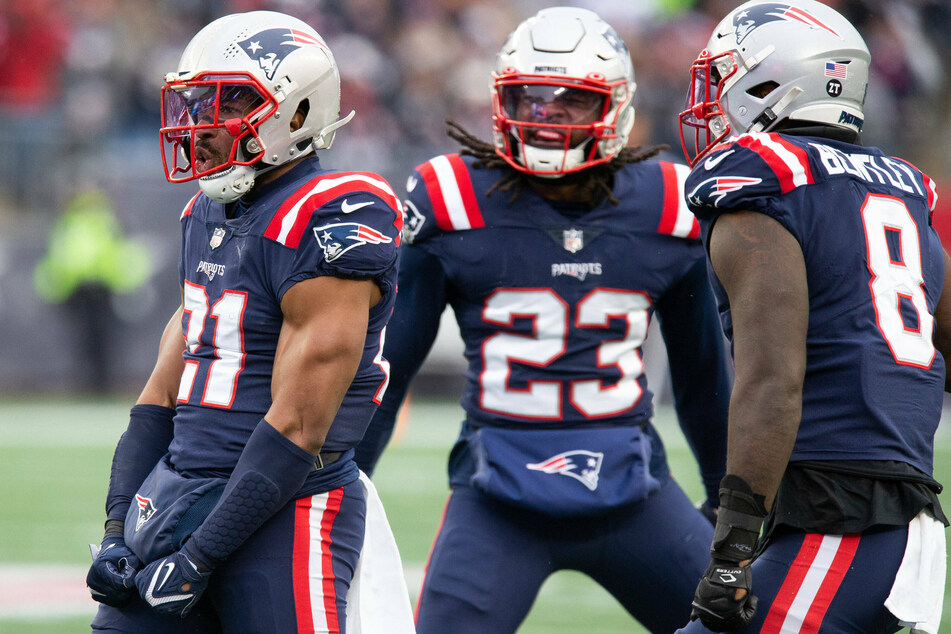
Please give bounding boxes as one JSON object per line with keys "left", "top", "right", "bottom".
{"left": 0, "top": 396, "right": 947, "bottom": 633}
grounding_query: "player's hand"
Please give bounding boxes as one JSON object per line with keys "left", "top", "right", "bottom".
{"left": 86, "top": 534, "right": 141, "bottom": 607}
{"left": 690, "top": 558, "right": 756, "bottom": 631}
{"left": 690, "top": 474, "right": 767, "bottom": 631}
{"left": 136, "top": 543, "right": 211, "bottom": 618}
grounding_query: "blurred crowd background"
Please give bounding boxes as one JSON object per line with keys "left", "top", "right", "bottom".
{"left": 2, "top": 0, "right": 950, "bottom": 395}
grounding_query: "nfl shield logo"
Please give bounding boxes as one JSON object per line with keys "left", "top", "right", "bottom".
{"left": 210, "top": 227, "right": 226, "bottom": 249}
{"left": 563, "top": 229, "right": 583, "bottom": 253}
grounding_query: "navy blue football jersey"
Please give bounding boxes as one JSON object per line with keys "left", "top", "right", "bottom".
{"left": 404, "top": 153, "right": 702, "bottom": 427}
{"left": 355, "top": 152, "right": 732, "bottom": 503}
{"left": 687, "top": 132, "right": 944, "bottom": 476}
{"left": 168, "top": 158, "right": 402, "bottom": 472}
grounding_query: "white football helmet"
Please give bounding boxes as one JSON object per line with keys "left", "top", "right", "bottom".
{"left": 679, "top": 0, "right": 870, "bottom": 166}
{"left": 160, "top": 11, "right": 354, "bottom": 202}
{"left": 491, "top": 7, "right": 636, "bottom": 177}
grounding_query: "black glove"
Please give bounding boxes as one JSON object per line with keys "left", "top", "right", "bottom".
{"left": 691, "top": 560, "right": 757, "bottom": 631}
{"left": 689, "top": 474, "right": 767, "bottom": 631}
{"left": 136, "top": 541, "right": 212, "bottom": 618}
{"left": 86, "top": 527, "right": 141, "bottom": 607}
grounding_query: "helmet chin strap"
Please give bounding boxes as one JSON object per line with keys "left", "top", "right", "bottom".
{"left": 199, "top": 164, "right": 257, "bottom": 203}
{"left": 520, "top": 137, "right": 595, "bottom": 177}
{"left": 748, "top": 87, "right": 803, "bottom": 133}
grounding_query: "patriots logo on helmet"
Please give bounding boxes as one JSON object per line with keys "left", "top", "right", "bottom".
{"left": 313, "top": 222, "right": 393, "bottom": 262}
{"left": 238, "top": 28, "right": 325, "bottom": 80}
{"left": 134, "top": 494, "right": 157, "bottom": 531}
{"left": 688, "top": 176, "right": 763, "bottom": 207}
{"left": 733, "top": 3, "right": 841, "bottom": 45}
{"left": 527, "top": 450, "right": 603, "bottom": 491}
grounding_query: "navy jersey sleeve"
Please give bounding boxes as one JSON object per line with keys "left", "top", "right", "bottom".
{"left": 273, "top": 191, "right": 402, "bottom": 302}
{"left": 685, "top": 133, "right": 802, "bottom": 231}
{"left": 655, "top": 256, "right": 731, "bottom": 504}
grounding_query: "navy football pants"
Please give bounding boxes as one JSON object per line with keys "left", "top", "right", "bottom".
{"left": 91, "top": 479, "right": 366, "bottom": 634}
{"left": 414, "top": 476, "right": 714, "bottom": 634}
{"left": 675, "top": 525, "right": 908, "bottom": 633}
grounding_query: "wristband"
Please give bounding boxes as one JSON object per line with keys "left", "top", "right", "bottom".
{"left": 186, "top": 419, "right": 317, "bottom": 570}
{"left": 710, "top": 474, "right": 767, "bottom": 563}
{"left": 106, "top": 405, "right": 176, "bottom": 521}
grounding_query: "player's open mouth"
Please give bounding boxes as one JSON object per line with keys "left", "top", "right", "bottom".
{"left": 529, "top": 129, "right": 567, "bottom": 147}
{"left": 194, "top": 148, "right": 222, "bottom": 174}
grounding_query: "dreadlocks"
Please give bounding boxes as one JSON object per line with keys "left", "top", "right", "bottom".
{"left": 446, "top": 119, "right": 669, "bottom": 205}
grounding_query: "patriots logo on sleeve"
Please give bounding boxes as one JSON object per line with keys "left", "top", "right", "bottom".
{"left": 733, "top": 3, "right": 841, "bottom": 44}
{"left": 134, "top": 494, "right": 157, "bottom": 531}
{"left": 238, "top": 28, "right": 326, "bottom": 80}
{"left": 688, "top": 176, "right": 762, "bottom": 207}
{"left": 527, "top": 450, "right": 603, "bottom": 491}
{"left": 313, "top": 222, "right": 393, "bottom": 262}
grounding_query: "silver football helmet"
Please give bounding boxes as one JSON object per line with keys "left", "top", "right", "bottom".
{"left": 160, "top": 11, "right": 354, "bottom": 202}
{"left": 491, "top": 7, "right": 636, "bottom": 177}
{"left": 679, "top": 0, "right": 870, "bottom": 166}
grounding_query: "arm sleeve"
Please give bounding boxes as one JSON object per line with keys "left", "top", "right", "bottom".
{"left": 106, "top": 405, "right": 176, "bottom": 522}
{"left": 354, "top": 244, "right": 449, "bottom": 474}
{"left": 655, "top": 256, "right": 732, "bottom": 504}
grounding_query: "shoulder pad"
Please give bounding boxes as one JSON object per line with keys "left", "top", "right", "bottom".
{"left": 414, "top": 154, "right": 485, "bottom": 232}
{"left": 264, "top": 172, "right": 401, "bottom": 248}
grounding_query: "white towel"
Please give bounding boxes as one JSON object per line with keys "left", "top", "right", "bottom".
{"left": 346, "top": 471, "right": 416, "bottom": 634}
{"left": 884, "top": 509, "right": 947, "bottom": 634}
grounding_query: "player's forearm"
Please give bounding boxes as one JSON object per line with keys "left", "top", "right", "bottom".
{"left": 724, "top": 374, "right": 802, "bottom": 509}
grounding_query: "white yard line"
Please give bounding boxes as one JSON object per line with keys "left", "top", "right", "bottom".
{"left": 0, "top": 563, "right": 425, "bottom": 621}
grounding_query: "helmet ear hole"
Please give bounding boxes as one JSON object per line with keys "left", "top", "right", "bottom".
{"left": 747, "top": 81, "right": 779, "bottom": 99}
{"left": 291, "top": 99, "right": 310, "bottom": 133}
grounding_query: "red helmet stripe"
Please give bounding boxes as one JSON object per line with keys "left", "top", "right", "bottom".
{"left": 784, "top": 7, "right": 841, "bottom": 38}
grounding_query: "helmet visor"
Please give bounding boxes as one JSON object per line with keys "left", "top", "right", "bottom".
{"left": 160, "top": 74, "right": 272, "bottom": 182}
{"left": 499, "top": 84, "right": 607, "bottom": 125}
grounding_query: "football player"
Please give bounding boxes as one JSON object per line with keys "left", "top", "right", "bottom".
{"left": 354, "top": 7, "right": 732, "bottom": 633}
{"left": 85, "top": 11, "right": 413, "bottom": 633}
{"left": 677, "top": 0, "right": 949, "bottom": 631}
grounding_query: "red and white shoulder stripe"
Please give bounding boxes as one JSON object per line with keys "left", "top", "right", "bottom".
{"left": 657, "top": 162, "right": 700, "bottom": 239}
{"left": 180, "top": 192, "right": 201, "bottom": 219}
{"left": 416, "top": 154, "right": 485, "bottom": 231}
{"left": 735, "top": 132, "right": 815, "bottom": 194}
{"left": 264, "top": 172, "right": 403, "bottom": 248}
